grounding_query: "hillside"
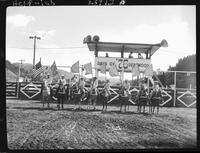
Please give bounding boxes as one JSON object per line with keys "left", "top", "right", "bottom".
{"left": 6, "top": 68, "right": 17, "bottom": 82}
{"left": 6, "top": 60, "right": 74, "bottom": 81}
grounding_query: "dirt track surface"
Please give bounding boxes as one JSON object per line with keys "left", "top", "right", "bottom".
{"left": 6, "top": 99, "right": 196, "bottom": 149}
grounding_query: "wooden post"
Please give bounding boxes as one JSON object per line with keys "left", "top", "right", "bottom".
{"left": 173, "top": 71, "right": 176, "bottom": 107}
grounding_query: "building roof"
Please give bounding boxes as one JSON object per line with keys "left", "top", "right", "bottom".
{"left": 84, "top": 39, "right": 168, "bottom": 57}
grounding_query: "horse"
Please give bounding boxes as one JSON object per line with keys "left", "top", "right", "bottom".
{"left": 88, "top": 88, "right": 98, "bottom": 110}
{"left": 56, "top": 83, "right": 67, "bottom": 110}
{"left": 99, "top": 87, "right": 111, "bottom": 112}
{"left": 41, "top": 84, "right": 52, "bottom": 108}
{"left": 137, "top": 88, "right": 149, "bottom": 113}
{"left": 149, "top": 89, "right": 163, "bottom": 114}
{"left": 118, "top": 86, "right": 131, "bottom": 113}
{"left": 42, "top": 83, "right": 59, "bottom": 108}
{"left": 69, "top": 84, "right": 89, "bottom": 110}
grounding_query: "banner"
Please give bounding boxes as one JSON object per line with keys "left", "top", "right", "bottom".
{"left": 71, "top": 61, "right": 79, "bottom": 73}
{"left": 109, "top": 65, "right": 119, "bottom": 77}
{"left": 99, "top": 62, "right": 106, "bottom": 74}
{"left": 144, "top": 64, "right": 153, "bottom": 76}
{"left": 95, "top": 57, "right": 151, "bottom": 73}
{"left": 51, "top": 61, "right": 57, "bottom": 76}
{"left": 84, "top": 62, "right": 92, "bottom": 75}
{"left": 31, "top": 61, "right": 45, "bottom": 78}
{"left": 132, "top": 64, "right": 140, "bottom": 76}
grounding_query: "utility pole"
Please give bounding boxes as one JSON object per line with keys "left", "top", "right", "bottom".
{"left": 18, "top": 59, "right": 25, "bottom": 82}
{"left": 29, "top": 35, "right": 41, "bottom": 69}
{"left": 17, "top": 59, "right": 25, "bottom": 98}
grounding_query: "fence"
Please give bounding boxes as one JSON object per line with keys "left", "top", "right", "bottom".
{"left": 6, "top": 81, "right": 196, "bottom": 108}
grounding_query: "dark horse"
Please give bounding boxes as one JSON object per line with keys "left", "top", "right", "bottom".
{"left": 42, "top": 84, "right": 58, "bottom": 108}
{"left": 42, "top": 83, "right": 68, "bottom": 110}
{"left": 137, "top": 87, "right": 149, "bottom": 113}
{"left": 149, "top": 88, "right": 163, "bottom": 113}
{"left": 69, "top": 83, "right": 89, "bottom": 110}
{"left": 99, "top": 87, "right": 111, "bottom": 112}
{"left": 118, "top": 86, "right": 131, "bottom": 112}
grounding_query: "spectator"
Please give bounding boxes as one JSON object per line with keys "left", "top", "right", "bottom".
{"left": 128, "top": 52, "right": 133, "bottom": 58}
{"left": 138, "top": 53, "right": 143, "bottom": 59}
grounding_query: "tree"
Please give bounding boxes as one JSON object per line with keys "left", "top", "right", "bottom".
{"left": 165, "top": 54, "right": 196, "bottom": 88}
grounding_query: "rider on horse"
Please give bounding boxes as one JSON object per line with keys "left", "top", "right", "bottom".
{"left": 57, "top": 79, "right": 66, "bottom": 110}
{"left": 138, "top": 80, "right": 148, "bottom": 113}
{"left": 42, "top": 73, "right": 53, "bottom": 107}
{"left": 89, "top": 77, "right": 99, "bottom": 110}
{"left": 101, "top": 79, "right": 111, "bottom": 112}
{"left": 123, "top": 79, "right": 131, "bottom": 98}
{"left": 118, "top": 80, "right": 131, "bottom": 112}
{"left": 150, "top": 81, "right": 163, "bottom": 113}
{"left": 78, "top": 77, "right": 86, "bottom": 101}
{"left": 44, "top": 73, "right": 52, "bottom": 95}
{"left": 69, "top": 76, "right": 78, "bottom": 100}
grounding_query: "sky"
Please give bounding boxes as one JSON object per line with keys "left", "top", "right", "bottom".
{"left": 6, "top": 6, "right": 196, "bottom": 74}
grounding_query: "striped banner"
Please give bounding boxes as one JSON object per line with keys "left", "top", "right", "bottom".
{"left": 31, "top": 66, "right": 46, "bottom": 78}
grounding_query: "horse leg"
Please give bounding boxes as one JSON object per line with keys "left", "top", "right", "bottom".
{"left": 93, "top": 98, "right": 96, "bottom": 110}
{"left": 105, "top": 97, "right": 108, "bottom": 112}
{"left": 143, "top": 102, "right": 145, "bottom": 113}
{"left": 157, "top": 101, "right": 159, "bottom": 114}
{"left": 62, "top": 95, "right": 64, "bottom": 110}
{"left": 102, "top": 100, "right": 105, "bottom": 111}
{"left": 57, "top": 98, "right": 60, "bottom": 110}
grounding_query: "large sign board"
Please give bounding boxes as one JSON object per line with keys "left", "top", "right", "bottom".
{"left": 19, "top": 82, "right": 43, "bottom": 100}
{"left": 95, "top": 57, "right": 151, "bottom": 72}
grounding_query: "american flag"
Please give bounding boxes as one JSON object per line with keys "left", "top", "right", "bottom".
{"left": 30, "top": 61, "right": 46, "bottom": 78}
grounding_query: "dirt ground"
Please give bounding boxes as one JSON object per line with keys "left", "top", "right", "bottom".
{"left": 6, "top": 99, "right": 196, "bottom": 149}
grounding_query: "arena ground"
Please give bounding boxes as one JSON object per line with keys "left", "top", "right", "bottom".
{"left": 6, "top": 99, "right": 196, "bottom": 149}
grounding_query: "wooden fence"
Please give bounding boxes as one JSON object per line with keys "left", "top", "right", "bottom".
{"left": 6, "top": 82, "right": 196, "bottom": 108}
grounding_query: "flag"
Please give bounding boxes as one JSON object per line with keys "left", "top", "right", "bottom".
{"left": 32, "top": 67, "right": 46, "bottom": 78}
{"left": 84, "top": 62, "right": 92, "bottom": 75}
{"left": 71, "top": 61, "right": 79, "bottom": 73}
{"left": 35, "top": 61, "right": 42, "bottom": 69}
{"left": 132, "top": 64, "right": 140, "bottom": 76}
{"left": 51, "top": 61, "right": 57, "bottom": 76}
{"left": 99, "top": 63, "right": 106, "bottom": 74}
{"left": 144, "top": 64, "right": 153, "bottom": 76}
{"left": 31, "top": 61, "right": 45, "bottom": 78}
{"left": 109, "top": 65, "right": 119, "bottom": 77}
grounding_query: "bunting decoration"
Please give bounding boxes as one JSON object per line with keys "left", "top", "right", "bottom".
{"left": 84, "top": 62, "right": 93, "bottom": 75}
{"left": 99, "top": 63, "right": 106, "bottom": 74}
{"left": 71, "top": 61, "right": 79, "bottom": 73}
{"left": 109, "top": 65, "right": 119, "bottom": 77}
{"left": 144, "top": 64, "right": 153, "bottom": 77}
{"left": 132, "top": 64, "right": 140, "bottom": 76}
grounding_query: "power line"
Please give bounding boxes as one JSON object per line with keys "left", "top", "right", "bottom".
{"left": 7, "top": 46, "right": 87, "bottom": 50}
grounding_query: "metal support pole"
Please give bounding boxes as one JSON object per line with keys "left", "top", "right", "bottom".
{"left": 173, "top": 71, "right": 176, "bottom": 107}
